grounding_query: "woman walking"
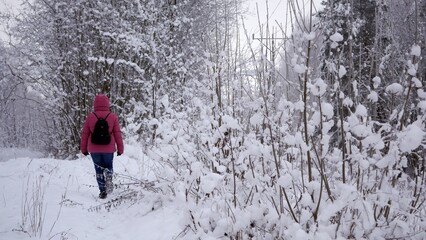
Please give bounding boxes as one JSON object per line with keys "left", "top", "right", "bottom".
{"left": 80, "top": 94, "right": 124, "bottom": 199}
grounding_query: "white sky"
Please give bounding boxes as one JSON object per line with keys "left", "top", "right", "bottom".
{"left": 0, "top": 0, "right": 20, "bottom": 9}
{"left": 0, "top": 0, "right": 324, "bottom": 43}
{"left": 243, "top": 0, "right": 324, "bottom": 39}
{"left": 0, "top": 0, "right": 22, "bottom": 14}
{"left": 0, "top": 0, "right": 22, "bottom": 42}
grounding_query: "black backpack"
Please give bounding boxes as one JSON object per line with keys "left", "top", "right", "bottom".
{"left": 91, "top": 112, "right": 111, "bottom": 145}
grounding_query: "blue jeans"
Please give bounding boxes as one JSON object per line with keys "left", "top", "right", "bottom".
{"left": 91, "top": 153, "right": 114, "bottom": 192}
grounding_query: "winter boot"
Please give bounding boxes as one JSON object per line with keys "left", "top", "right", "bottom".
{"left": 99, "top": 191, "right": 107, "bottom": 199}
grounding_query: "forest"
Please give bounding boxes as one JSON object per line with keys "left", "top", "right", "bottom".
{"left": 0, "top": 0, "right": 425, "bottom": 239}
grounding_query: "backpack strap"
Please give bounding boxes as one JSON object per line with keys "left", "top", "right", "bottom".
{"left": 93, "top": 112, "right": 111, "bottom": 119}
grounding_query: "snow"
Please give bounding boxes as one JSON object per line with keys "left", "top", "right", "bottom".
{"left": 2, "top": 1, "right": 426, "bottom": 239}
{"left": 199, "top": 173, "right": 223, "bottom": 194}
{"left": 351, "top": 126, "right": 370, "bottom": 138}
{"left": 355, "top": 104, "right": 368, "bottom": 118}
{"left": 250, "top": 112, "right": 263, "bottom": 125}
{"left": 161, "top": 94, "right": 169, "bottom": 109}
{"left": 310, "top": 78, "right": 327, "bottom": 96}
{"left": 348, "top": 113, "right": 371, "bottom": 138}
{"left": 372, "top": 76, "right": 381, "bottom": 89}
{"left": 277, "top": 174, "right": 292, "bottom": 188}
{"left": 342, "top": 97, "right": 353, "bottom": 107}
{"left": 398, "top": 123, "right": 424, "bottom": 152}
{"left": 329, "top": 32, "right": 343, "bottom": 49}
{"left": 362, "top": 134, "right": 385, "bottom": 150}
{"left": 412, "top": 77, "right": 422, "bottom": 87}
{"left": 407, "top": 66, "right": 417, "bottom": 76}
{"left": 386, "top": 83, "right": 403, "bottom": 95}
{"left": 367, "top": 91, "right": 378, "bottom": 103}
{"left": 418, "top": 89, "right": 426, "bottom": 99}
{"left": 411, "top": 44, "right": 421, "bottom": 57}
{"left": 418, "top": 101, "right": 426, "bottom": 112}
{"left": 294, "top": 64, "right": 307, "bottom": 74}
{"left": 321, "top": 102, "right": 334, "bottom": 119}
{"left": 0, "top": 151, "right": 183, "bottom": 240}
{"left": 330, "top": 32, "right": 343, "bottom": 42}
{"left": 222, "top": 114, "right": 242, "bottom": 130}
{"left": 375, "top": 151, "right": 396, "bottom": 168}
{"left": 1, "top": 131, "right": 425, "bottom": 240}
{"left": 338, "top": 65, "right": 347, "bottom": 78}
{"left": 294, "top": 100, "right": 305, "bottom": 111}
{"left": 0, "top": 148, "right": 43, "bottom": 162}
{"left": 304, "top": 32, "right": 316, "bottom": 41}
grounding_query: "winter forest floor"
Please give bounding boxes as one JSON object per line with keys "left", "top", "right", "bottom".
{"left": 2, "top": 145, "right": 426, "bottom": 240}
{"left": 0, "top": 147, "right": 185, "bottom": 240}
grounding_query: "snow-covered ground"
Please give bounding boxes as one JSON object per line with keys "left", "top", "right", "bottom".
{"left": 0, "top": 148, "right": 44, "bottom": 162}
{"left": 3, "top": 143, "right": 426, "bottom": 240}
{"left": 0, "top": 148, "right": 185, "bottom": 240}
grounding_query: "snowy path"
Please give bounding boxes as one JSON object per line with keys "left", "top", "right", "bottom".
{"left": 0, "top": 154, "right": 184, "bottom": 240}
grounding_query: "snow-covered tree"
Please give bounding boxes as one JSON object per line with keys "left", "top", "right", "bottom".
{"left": 6, "top": 0, "right": 211, "bottom": 157}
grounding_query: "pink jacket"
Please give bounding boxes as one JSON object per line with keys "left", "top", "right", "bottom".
{"left": 80, "top": 94, "right": 124, "bottom": 154}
